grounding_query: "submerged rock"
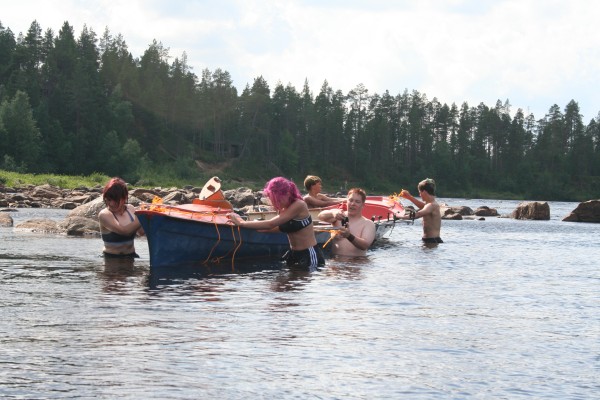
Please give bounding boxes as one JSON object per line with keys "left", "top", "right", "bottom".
{"left": 15, "top": 218, "right": 61, "bottom": 234}
{"left": 0, "top": 212, "right": 13, "bottom": 227}
{"left": 474, "top": 206, "right": 498, "bottom": 217}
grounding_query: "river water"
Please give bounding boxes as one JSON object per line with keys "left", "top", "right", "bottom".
{"left": 0, "top": 199, "right": 598, "bottom": 399}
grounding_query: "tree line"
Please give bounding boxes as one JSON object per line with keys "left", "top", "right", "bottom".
{"left": 1, "top": 20, "right": 599, "bottom": 200}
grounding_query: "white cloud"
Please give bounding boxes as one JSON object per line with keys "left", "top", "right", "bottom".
{"left": 2, "top": 0, "right": 599, "bottom": 120}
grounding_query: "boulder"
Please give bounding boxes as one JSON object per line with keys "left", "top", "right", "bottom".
{"left": 511, "top": 201, "right": 550, "bottom": 220}
{"left": 130, "top": 188, "right": 157, "bottom": 203}
{"left": 162, "top": 190, "right": 187, "bottom": 204}
{"left": 58, "top": 216, "right": 100, "bottom": 236}
{"left": 68, "top": 197, "right": 106, "bottom": 219}
{"left": 64, "top": 194, "right": 96, "bottom": 204}
{"left": 440, "top": 205, "right": 473, "bottom": 216}
{"left": 0, "top": 212, "right": 13, "bottom": 227}
{"left": 474, "top": 206, "right": 499, "bottom": 217}
{"left": 60, "top": 202, "right": 78, "bottom": 210}
{"left": 562, "top": 200, "right": 600, "bottom": 223}
{"left": 15, "top": 218, "right": 61, "bottom": 233}
{"left": 440, "top": 204, "right": 471, "bottom": 220}
{"left": 443, "top": 213, "right": 463, "bottom": 220}
{"left": 31, "top": 184, "right": 62, "bottom": 199}
{"left": 224, "top": 187, "right": 256, "bottom": 208}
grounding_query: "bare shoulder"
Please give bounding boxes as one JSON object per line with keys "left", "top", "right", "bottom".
{"left": 364, "top": 217, "right": 376, "bottom": 229}
{"left": 303, "top": 194, "right": 317, "bottom": 206}
{"left": 421, "top": 202, "right": 438, "bottom": 214}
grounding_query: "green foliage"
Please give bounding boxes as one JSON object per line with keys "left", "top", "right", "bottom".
{"left": 0, "top": 91, "right": 41, "bottom": 171}
{"left": 0, "top": 169, "right": 111, "bottom": 189}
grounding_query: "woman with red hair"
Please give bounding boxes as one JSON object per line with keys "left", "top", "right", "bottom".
{"left": 227, "top": 177, "right": 324, "bottom": 269}
{"left": 98, "top": 177, "right": 144, "bottom": 258}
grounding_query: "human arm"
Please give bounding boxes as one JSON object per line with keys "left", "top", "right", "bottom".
{"left": 338, "top": 220, "right": 376, "bottom": 251}
{"left": 317, "top": 208, "right": 346, "bottom": 225}
{"left": 228, "top": 200, "right": 305, "bottom": 230}
{"left": 400, "top": 190, "right": 425, "bottom": 209}
{"left": 98, "top": 205, "right": 141, "bottom": 235}
{"left": 304, "top": 194, "right": 344, "bottom": 208}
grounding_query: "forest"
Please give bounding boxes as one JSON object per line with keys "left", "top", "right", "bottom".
{"left": 1, "top": 20, "right": 599, "bottom": 200}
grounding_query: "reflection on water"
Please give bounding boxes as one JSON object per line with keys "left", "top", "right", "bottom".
{"left": 270, "top": 265, "right": 318, "bottom": 292}
{"left": 1, "top": 202, "right": 599, "bottom": 399}
{"left": 100, "top": 256, "right": 148, "bottom": 294}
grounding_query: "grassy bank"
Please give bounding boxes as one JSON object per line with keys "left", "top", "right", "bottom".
{"left": 0, "top": 170, "right": 112, "bottom": 189}
{"left": 0, "top": 169, "right": 263, "bottom": 192}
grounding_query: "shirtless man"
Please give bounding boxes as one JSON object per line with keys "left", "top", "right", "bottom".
{"left": 318, "top": 188, "right": 376, "bottom": 256}
{"left": 303, "top": 175, "right": 346, "bottom": 208}
{"left": 401, "top": 178, "right": 443, "bottom": 244}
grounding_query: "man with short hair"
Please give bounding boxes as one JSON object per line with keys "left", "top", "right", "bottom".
{"left": 401, "top": 178, "right": 443, "bottom": 244}
{"left": 318, "top": 188, "right": 376, "bottom": 256}
{"left": 303, "top": 175, "right": 345, "bottom": 208}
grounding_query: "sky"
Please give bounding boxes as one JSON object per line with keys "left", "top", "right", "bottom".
{"left": 2, "top": 0, "right": 600, "bottom": 121}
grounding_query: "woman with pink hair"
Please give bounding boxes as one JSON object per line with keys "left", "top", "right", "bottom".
{"left": 227, "top": 177, "right": 324, "bottom": 269}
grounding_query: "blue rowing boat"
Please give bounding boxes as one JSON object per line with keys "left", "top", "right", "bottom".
{"left": 136, "top": 177, "right": 332, "bottom": 267}
{"left": 136, "top": 203, "right": 331, "bottom": 267}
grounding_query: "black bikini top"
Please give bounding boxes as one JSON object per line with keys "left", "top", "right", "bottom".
{"left": 102, "top": 209, "right": 136, "bottom": 244}
{"left": 279, "top": 215, "right": 312, "bottom": 233}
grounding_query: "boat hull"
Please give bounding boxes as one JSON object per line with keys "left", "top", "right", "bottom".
{"left": 137, "top": 207, "right": 330, "bottom": 267}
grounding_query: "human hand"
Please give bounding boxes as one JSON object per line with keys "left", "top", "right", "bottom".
{"left": 339, "top": 226, "right": 351, "bottom": 238}
{"left": 334, "top": 211, "right": 348, "bottom": 224}
{"left": 227, "top": 212, "right": 242, "bottom": 225}
{"left": 400, "top": 189, "right": 410, "bottom": 198}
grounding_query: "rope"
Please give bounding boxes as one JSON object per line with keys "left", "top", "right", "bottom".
{"left": 229, "top": 225, "right": 244, "bottom": 270}
{"left": 318, "top": 228, "right": 341, "bottom": 249}
{"left": 202, "top": 218, "right": 223, "bottom": 264}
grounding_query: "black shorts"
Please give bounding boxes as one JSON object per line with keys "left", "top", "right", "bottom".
{"left": 422, "top": 237, "right": 443, "bottom": 244}
{"left": 282, "top": 245, "right": 325, "bottom": 269}
{"left": 102, "top": 251, "right": 140, "bottom": 258}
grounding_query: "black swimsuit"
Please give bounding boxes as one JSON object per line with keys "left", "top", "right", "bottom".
{"left": 102, "top": 209, "right": 136, "bottom": 245}
{"left": 282, "top": 245, "right": 325, "bottom": 269}
{"left": 278, "top": 215, "right": 313, "bottom": 233}
{"left": 278, "top": 215, "right": 323, "bottom": 269}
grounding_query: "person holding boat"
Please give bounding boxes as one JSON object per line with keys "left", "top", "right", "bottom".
{"left": 98, "top": 177, "right": 144, "bottom": 258}
{"left": 400, "top": 178, "right": 443, "bottom": 244}
{"left": 317, "top": 188, "right": 376, "bottom": 257}
{"left": 227, "top": 177, "right": 325, "bottom": 269}
{"left": 303, "top": 175, "right": 346, "bottom": 208}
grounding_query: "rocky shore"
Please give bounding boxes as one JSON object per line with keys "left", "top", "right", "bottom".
{"left": 1, "top": 184, "right": 598, "bottom": 235}
{"left": 0, "top": 183, "right": 261, "bottom": 234}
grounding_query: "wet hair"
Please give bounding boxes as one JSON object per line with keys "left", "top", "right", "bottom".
{"left": 418, "top": 178, "right": 436, "bottom": 196}
{"left": 263, "top": 177, "right": 303, "bottom": 210}
{"left": 303, "top": 175, "right": 321, "bottom": 191}
{"left": 103, "top": 177, "right": 129, "bottom": 202}
{"left": 347, "top": 187, "right": 366, "bottom": 203}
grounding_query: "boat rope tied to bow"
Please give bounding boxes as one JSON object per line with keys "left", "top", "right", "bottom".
{"left": 142, "top": 196, "right": 243, "bottom": 268}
